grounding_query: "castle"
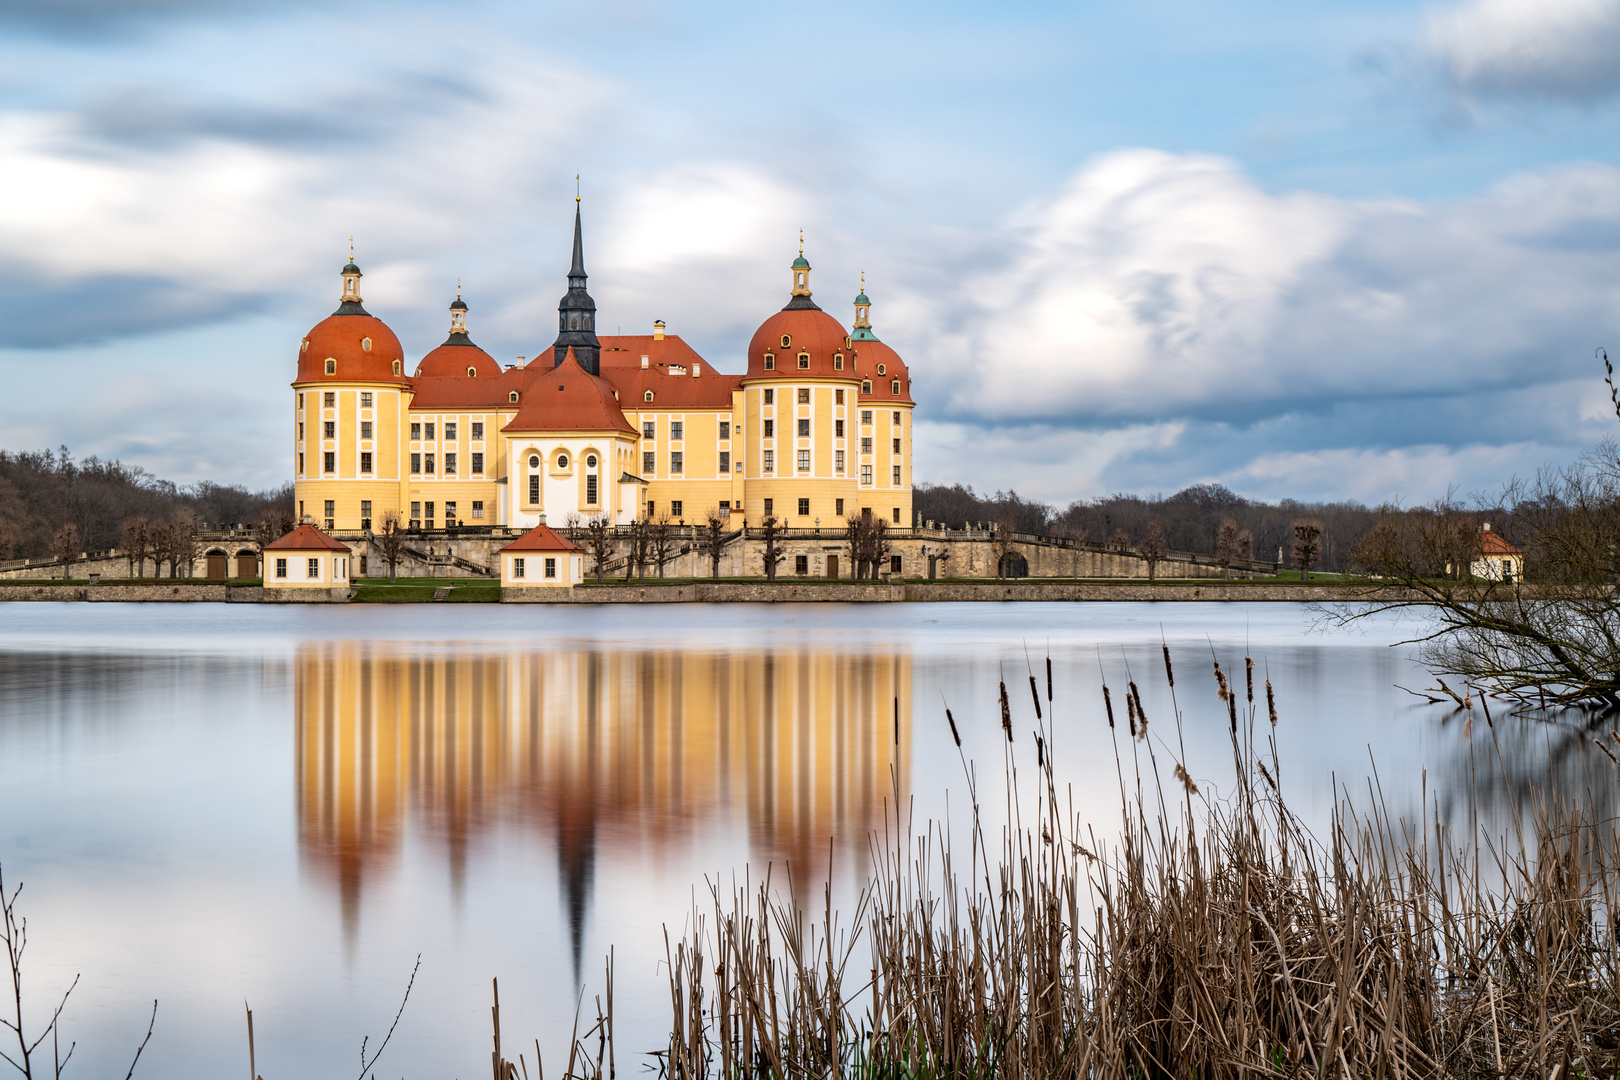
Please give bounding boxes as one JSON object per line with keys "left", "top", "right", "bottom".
{"left": 291, "top": 203, "right": 915, "bottom": 537}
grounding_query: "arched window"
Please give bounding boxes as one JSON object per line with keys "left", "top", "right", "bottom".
{"left": 570, "top": 315, "right": 579, "bottom": 330}
{"left": 393, "top": 360, "right": 402, "bottom": 375}
{"left": 892, "top": 379, "right": 901, "bottom": 395}
{"left": 325, "top": 359, "right": 336, "bottom": 374}
{"left": 467, "top": 366, "right": 476, "bottom": 377}
{"left": 584, "top": 315, "right": 592, "bottom": 329}
{"left": 833, "top": 353, "right": 844, "bottom": 370}
{"left": 763, "top": 354, "right": 775, "bottom": 370}
{"left": 510, "top": 391, "right": 519, "bottom": 403}
{"left": 644, "top": 390, "right": 655, "bottom": 402}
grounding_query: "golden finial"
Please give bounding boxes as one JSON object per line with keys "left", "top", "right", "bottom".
{"left": 798, "top": 229, "right": 804, "bottom": 255}
{"left": 860, "top": 270, "right": 865, "bottom": 290}
{"left": 575, "top": 173, "right": 581, "bottom": 203}
{"left": 456, "top": 277, "right": 462, "bottom": 299}
{"left": 348, "top": 236, "right": 354, "bottom": 260}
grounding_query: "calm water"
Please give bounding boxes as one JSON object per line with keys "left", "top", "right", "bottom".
{"left": 0, "top": 602, "right": 1606, "bottom": 1079}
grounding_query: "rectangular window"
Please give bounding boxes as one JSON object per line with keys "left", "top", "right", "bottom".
{"left": 445, "top": 422, "right": 457, "bottom": 440}
{"left": 411, "top": 501, "right": 420, "bottom": 519}
{"left": 323, "top": 421, "right": 335, "bottom": 439}
{"left": 360, "top": 452, "right": 372, "bottom": 474}
{"left": 298, "top": 393, "right": 304, "bottom": 408}
{"left": 835, "top": 389, "right": 844, "bottom": 404}
{"left": 361, "top": 421, "right": 372, "bottom": 440}
{"left": 795, "top": 554, "right": 809, "bottom": 575}
{"left": 671, "top": 500, "right": 683, "bottom": 518}
{"left": 834, "top": 450, "right": 844, "bottom": 472}
{"left": 424, "top": 454, "right": 435, "bottom": 474}
{"left": 892, "top": 507, "right": 901, "bottom": 524}
{"left": 763, "top": 498, "right": 773, "bottom": 517}
{"left": 670, "top": 452, "right": 683, "bottom": 474}
{"left": 528, "top": 474, "right": 539, "bottom": 504}
{"left": 544, "top": 557, "right": 557, "bottom": 578}
{"left": 471, "top": 422, "right": 484, "bottom": 440}
{"left": 307, "top": 557, "right": 320, "bottom": 578}
{"left": 643, "top": 451, "right": 656, "bottom": 473}
{"left": 720, "top": 500, "right": 731, "bottom": 510}
{"left": 763, "top": 419, "right": 774, "bottom": 438}
{"left": 425, "top": 422, "right": 436, "bottom": 440}
{"left": 763, "top": 388, "right": 774, "bottom": 404}
{"left": 360, "top": 392, "right": 372, "bottom": 408}
{"left": 586, "top": 474, "right": 598, "bottom": 504}
{"left": 835, "top": 419, "right": 844, "bottom": 438}
{"left": 513, "top": 557, "right": 525, "bottom": 578}
{"left": 861, "top": 465, "right": 873, "bottom": 485}
{"left": 298, "top": 422, "right": 304, "bottom": 440}
{"left": 798, "top": 388, "right": 811, "bottom": 403}
{"left": 324, "top": 392, "right": 335, "bottom": 407}
{"left": 643, "top": 421, "right": 656, "bottom": 439}
{"left": 360, "top": 500, "right": 372, "bottom": 529}
{"left": 891, "top": 554, "right": 903, "bottom": 573}
{"left": 797, "top": 418, "right": 810, "bottom": 437}
{"left": 646, "top": 502, "right": 655, "bottom": 518}
{"left": 671, "top": 421, "right": 683, "bottom": 441}
{"left": 893, "top": 465, "right": 902, "bottom": 484}
{"left": 719, "top": 421, "right": 730, "bottom": 440}
{"left": 797, "top": 355, "right": 809, "bottom": 369}
{"left": 472, "top": 501, "right": 483, "bottom": 519}
{"left": 411, "top": 453, "right": 421, "bottom": 474}
{"left": 718, "top": 450, "right": 730, "bottom": 473}
{"left": 411, "top": 422, "right": 421, "bottom": 440}
{"left": 797, "top": 498, "right": 809, "bottom": 516}
{"left": 893, "top": 411, "right": 901, "bottom": 424}
{"left": 835, "top": 498, "right": 844, "bottom": 516}
{"left": 323, "top": 451, "right": 335, "bottom": 473}
{"left": 425, "top": 501, "right": 435, "bottom": 522}
{"left": 762, "top": 450, "right": 774, "bottom": 472}
{"left": 299, "top": 453, "right": 305, "bottom": 473}
{"left": 324, "top": 499, "right": 334, "bottom": 518}
{"left": 861, "top": 437, "right": 873, "bottom": 454}
{"left": 862, "top": 410, "right": 873, "bottom": 424}
{"left": 797, "top": 449, "right": 810, "bottom": 471}
{"left": 275, "top": 558, "right": 287, "bottom": 579}
{"left": 471, "top": 452, "right": 483, "bottom": 474}
{"left": 445, "top": 501, "right": 457, "bottom": 522}
{"left": 893, "top": 438, "right": 901, "bottom": 453}
{"left": 445, "top": 452, "right": 457, "bottom": 474}
{"left": 764, "top": 354, "right": 775, "bottom": 369}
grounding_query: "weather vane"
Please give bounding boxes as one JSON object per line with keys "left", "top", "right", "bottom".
{"left": 798, "top": 228, "right": 804, "bottom": 255}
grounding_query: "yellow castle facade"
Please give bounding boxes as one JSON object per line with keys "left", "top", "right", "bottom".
{"left": 291, "top": 207, "right": 915, "bottom": 537}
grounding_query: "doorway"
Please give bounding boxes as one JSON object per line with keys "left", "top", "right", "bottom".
{"left": 825, "top": 555, "right": 838, "bottom": 579}
{"left": 205, "top": 551, "right": 228, "bottom": 579}
{"left": 235, "top": 551, "right": 258, "bottom": 578}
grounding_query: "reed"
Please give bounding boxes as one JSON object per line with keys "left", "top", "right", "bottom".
{"left": 649, "top": 648, "right": 1620, "bottom": 1080}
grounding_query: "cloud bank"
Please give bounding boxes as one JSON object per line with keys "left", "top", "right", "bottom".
{"left": 1430, "top": 0, "right": 1620, "bottom": 102}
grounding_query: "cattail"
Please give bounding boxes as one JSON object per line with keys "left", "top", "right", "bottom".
{"left": 1213, "top": 661, "right": 1230, "bottom": 703}
{"left": 1028, "top": 674, "right": 1042, "bottom": 720}
{"left": 1125, "top": 689, "right": 1137, "bottom": 737}
{"left": 1245, "top": 656, "right": 1254, "bottom": 703}
{"left": 1228, "top": 691, "right": 1237, "bottom": 736}
{"left": 1257, "top": 760, "right": 1278, "bottom": 792}
{"left": 945, "top": 707, "right": 961, "bottom": 747}
{"left": 1174, "top": 762, "right": 1199, "bottom": 795}
{"left": 1045, "top": 656, "right": 1052, "bottom": 702}
{"left": 1103, "top": 685, "right": 1116, "bottom": 729}
{"left": 999, "top": 680, "right": 1012, "bottom": 742}
{"left": 1266, "top": 679, "right": 1277, "bottom": 726}
{"left": 1036, "top": 734, "right": 1045, "bottom": 768}
{"left": 1162, "top": 644, "right": 1174, "bottom": 687}
{"left": 1130, "top": 681, "right": 1147, "bottom": 739}
{"left": 1594, "top": 732, "right": 1618, "bottom": 766}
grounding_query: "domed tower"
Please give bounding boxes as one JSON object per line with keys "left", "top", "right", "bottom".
{"left": 848, "top": 276, "right": 915, "bottom": 529}
{"left": 739, "top": 242, "right": 862, "bottom": 531}
{"left": 292, "top": 251, "right": 411, "bottom": 532}
{"left": 415, "top": 288, "right": 500, "bottom": 378}
{"left": 549, "top": 200, "right": 601, "bottom": 375}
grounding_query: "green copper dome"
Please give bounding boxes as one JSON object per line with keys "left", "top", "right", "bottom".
{"left": 791, "top": 254, "right": 810, "bottom": 269}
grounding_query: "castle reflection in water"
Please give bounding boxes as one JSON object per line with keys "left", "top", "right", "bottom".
{"left": 294, "top": 642, "right": 911, "bottom": 963}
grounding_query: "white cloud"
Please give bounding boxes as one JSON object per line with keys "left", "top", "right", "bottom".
{"left": 1429, "top": 0, "right": 1620, "bottom": 102}
{"left": 1227, "top": 441, "right": 1547, "bottom": 503}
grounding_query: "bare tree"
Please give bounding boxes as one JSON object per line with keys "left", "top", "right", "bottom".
{"left": 868, "top": 517, "right": 893, "bottom": 579}
{"left": 992, "top": 516, "right": 1020, "bottom": 578}
{"left": 621, "top": 518, "right": 646, "bottom": 582}
{"left": 52, "top": 522, "right": 81, "bottom": 579}
{"left": 647, "top": 514, "right": 674, "bottom": 578}
{"left": 1139, "top": 518, "right": 1167, "bottom": 582}
{"left": 702, "top": 508, "right": 728, "bottom": 579}
{"left": 165, "top": 514, "right": 198, "bottom": 578}
{"left": 585, "top": 515, "right": 614, "bottom": 582}
{"left": 375, "top": 510, "right": 405, "bottom": 583}
{"left": 844, "top": 514, "right": 892, "bottom": 579}
{"left": 1215, "top": 517, "right": 1239, "bottom": 573}
{"left": 122, "top": 515, "right": 151, "bottom": 578}
{"left": 759, "top": 515, "right": 786, "bottom": 580}
{"left": 1292, "top": 517, "right": 1324, "bottom": 581}
{"left": 0, "top": 519, "right": 14, "bottom": 562}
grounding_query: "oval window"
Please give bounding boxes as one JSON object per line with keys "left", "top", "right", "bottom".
{"left": 570, "top": 315, "right": 579, "bottom": 330}
{"left": 586, "top": 455, "right": 597, "bottom": 468}
{"left": 557, "top": 454, "right": 569, "bottom": 469}
{"left": 467, "top": 366, "right": 476, "bottom": 377}
{"left": 876, "top": 363, "right": 886, "bottom": 375}
{"left": 361, "top": 337, "right": 372, "bottom": 352}
{"left": 529, "top": 455, "right": 540, "bottom": 468}
{"left": 780, "top": 334, "right": 791, "bottom": 348}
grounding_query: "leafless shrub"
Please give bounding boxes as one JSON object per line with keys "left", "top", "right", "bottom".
{"left": 647, "top": 514, "right": 674, "bottom": 579}
{"left": 701, "top": 509, "right": 727, "bottom": 579}
{"left": 1138, "top": 518, "right": 1167, "bottom": 581}
{"left": 758, "top": 515, "right": 786, "bottom": 580}
{"left": 51, "top": 523, "right": 80, "bottom": 579}
{"left": 1291, "top": 516, "right": 1324, "bottom": 580}
{"left": 374, "top": 511, "right": 404, "bottom": 583}
{"left": 584, "top": 516, "right": 613, "bottom": 582}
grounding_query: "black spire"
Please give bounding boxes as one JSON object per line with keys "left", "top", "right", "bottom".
{"left": 551, "top": 201, "right": 600, "bottom": 375}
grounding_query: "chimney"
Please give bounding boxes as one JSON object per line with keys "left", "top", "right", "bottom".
{"left": 653, "top": 320, "right": 665, "bottom": 341}
{"left": 516, "top": 355, "right": 526, "bottom": 364}
{"left": 692, "top": 363, "right": 701, "bottom": 377}
{"left": 538, "top": 511, "right": 547, "bottom": 525}
{"left": 640, "top": 354, "right": 649, "bottom": 369}
{"left": 1482, "top": 522, "right": 1491, "bottom": 532}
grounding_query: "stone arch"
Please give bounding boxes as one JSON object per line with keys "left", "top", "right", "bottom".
{"left": 998, "top": 552, "right": 1029, "bottom": 578}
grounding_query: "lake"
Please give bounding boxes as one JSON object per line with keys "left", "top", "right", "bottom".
{"left": 0, "top": 602, "right": 1606, "bottom": 1079}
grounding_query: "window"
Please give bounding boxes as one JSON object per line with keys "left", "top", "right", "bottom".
{"left": 471, "top": 452, "right": 483, "bottom": 474}
{"left": 763, "top": 388, "right": 774, "bottom": 404}
{"left": 394, "top": 361, "right": 402, "bottom": 376}
{"left": 893, "top": 411, "right": 902, "bottom": 424}
{"left": 360, "top": 392, "right": 372, "bottom": 408}
{"left": 325, "top": 359, "right": 336, "bottom": 375}
{"left": 646, "top": 502, "right": 655, "bottom": 518}
{"left": 513, "top": 557, "right": 525, "bottom": 579}
{"left": 324, "top": 392, "right": 335, "bottom": 407}
{"left": 424, "top": 454, "right": 435, "bottom": 474}
{"left": 795, "top": 555, "right": 809, "bottom": 575}
{"left": 324, "top": 421, "right": 335, "bottom": 439}
{"left": 670, "top": 451, "right": 683, "bottom": 474}
{"left": 324, "top": 499, "right": 334, "bottom": 518}
{"left": 833, "top": 354, "right": 844, "bottom": 370}
{"left": 797, "top": 450, "right": 810, "bottom": 471}
{"left": 835, "top": 388, "right": 844, "bottom": 404}
{"left": 557, "top": 453, "right": 569, "bottom": 470}
{"left": 361, "top": 337, "right": 372, "bottom": 352}
{"left": 671, "top": 500, "right": 683, "bottom": 518}
{"left": 671, "top": 421, "right": 683, "bottom": 440}
{"left": 862, "top": 410, "right": 873, "bottom": 425}
{"left": 891, "top": 554, "right": 903, "bottom": 573}
{"left": 298, "top": 393, "right": 304, "bottom": 408}
{"left": 763, "top": 498, "right": 774, "bottom": 516}
{"left": 762, "top": 450, "right": 774, "bottom": 472}
{"left": 360, "top": 452, "right": 372, "bottom": 474}
{"left": 797, "top": 498, "right": 810, "bottom": 516}
{"left": 361, "top": 421, "right": 372, "bottom": 440}
{"left": 544, "top": 557, "right": 557, "bottom": 578}
{"left": 410, "top": 501, "right": 420, "bottom": 520}
{"left": 298, "top": 422, "right": 304, "bottom": 440}
{"left": 892, "top": 380, "right": 901, "bottom": 395}
{"left": 299, "top": 453, "right": 304, "bottom": 473}
{"left": 893, "top": 465, "right": 902, "bottom": 485}
{"left": 308, "top": 557, "right": 320, "bottom": 578}
{"left": 643, "top": 451, "right": 656, "bottom": 473}
{"left": 411, "top": 422, "right": 421, "bottom": 440}
{"left": 323, "top": 451, "right": 335, "bottom": 473}
{"left": 719, "top": 422, "right": 730, "bottom": 440}
{"left": 644, "top": 390, "right": 654, "bottom": 402}
{"left": 764, "top": 354, "right": 775, "bottom": 370}
{"left": 425, "top": 423, "right": 436, "bottom": 440}
{"left": 862, "top": 380, "right": 872, "bottom": 394}
{"left": 720, "top": 500, "right": 731, "bottom": 510}
{"left": 472, "top": 422, "right": 484, "bottom": 440}
{"left": 861, "top": 465, "right": 873, "bottom": 485}
{"left": 877, "top": 363, "right": 886, "bottom": 376}
{"left": 797, "top": 388, "right": 810, "bottom": 404}
{"left": 835, "top": 450, "right": 845, "bottom": 472}
{"left": 275, "top": 558, "right": 287, "bottom": 579}
{"left": 835, "top": 419, "right": 844, "bottom": 438}
{"left": 511, "top": 391, "right": 520, "bottom": 403}
{"left": 797, "top": 354, "right": 809, "bottom": 369}
{"left": 445, "top": 501, "right": 457, "bottom": 522}
{"left": 472, "top": 501, "right": 483, "bottom": 519}
{"left": 780, "top": 334, "right": 791, "bottom": 348}
{"left": 797, "top": 418, "right": 810, "bottom": 437}
{"left": 718, "top": 450, "right": 730, "bottom": 473}
{"left": 467, "top": 366, "right": 477, "bottom": 378}
{"left": 861, "top": 437, "right": 873, "bottom": 453}
{"left": 446, "top": 422, "right": 457, "bottom": 440}
{"left": 893, "top": 438, "right": 902, "bottom": 453}
{"left": 445, "top": 453, "right": 457, "bottom": 474}
{"left": 529, "top": 455, "right": 540, "bottom": 468}
{"left": 586, "top": 474, "right": 598, "bottom": 504}
{"left": 835, "top": 498, "right": 844, "bottom": 516}
{"left": 361, "top": 500, "right": 372, "bottom": 527}
{"left": 763, "top": 419, "right": 774, "bottom": 438}
{"left": 411, "top": 451, "right": 421, "bottom": 472}
{"left": 424, "top": 501, "right": 435, "bottom": 523}
{"left": 643, "top": 421, "right": 656, "bottom": 439}
{"left": 892, "top": 507, "right": 901, "bottom": 524}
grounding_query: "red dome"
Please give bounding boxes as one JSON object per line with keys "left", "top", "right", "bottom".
{"left": 852, "top": 338, "right": 914, "bottom": 404}
{"left": 745, "top": 307, "right": 857, "bottom": 380}
{"left": 416, "top": 341, "right": 501, "bottom": 379}
{"left": 296, "top": 314, "right": 409, "bottom": 385}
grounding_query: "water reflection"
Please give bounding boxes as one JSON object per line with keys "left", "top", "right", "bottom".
{"left": 294, "top": 643, "right": 911, "bottom": 970}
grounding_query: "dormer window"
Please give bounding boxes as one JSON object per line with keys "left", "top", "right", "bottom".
{"left": 467, "top": 366, "right": 477, "bottom": 378}
{"left": 324, "top": 359, "right": 336, "bottom": 375}
{"left": 510, "top": 391, "right": 519, "bottom": 403}
{"left": 833, "top": 353, "right": 844, "bottom": 370}
{"left": 876, "top": 363, "right": 886, "bottom": 376}
{"left": 764, "top": 354, "right": 775, "bottom": 370}
{"left": 862, "top": 380, "right": 872, "bottom": 394}
{"left": 301, "top": 339, "right": 309, "bottom": 353}
{"left": 892, "top": 379, "right": 901, "bottom": 394}
{"left": 644, "top": 390, "right": 655, "bottom": 402}
{"left": 780, "top": 335, "right": 791, "bottom": 348}
{"left": 797, "top": 353, "right": 809, "bottom": 370}
{"left": 393, "top": 360, "right": 402, "bottom": 375}
{"left": 361, "top": 337, "right": 372, "bottom": 352}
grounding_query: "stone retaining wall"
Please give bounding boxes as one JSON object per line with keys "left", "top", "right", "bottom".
{"left": 0, "top": 583, "right": 266, "bottom": 602}
{"left": 523, "top": 581, "right": 1412, "bottom": 603}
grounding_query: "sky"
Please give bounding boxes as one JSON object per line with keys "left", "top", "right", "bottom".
{"left": 4, "top": 0, "right": 1620, "bottom": 506}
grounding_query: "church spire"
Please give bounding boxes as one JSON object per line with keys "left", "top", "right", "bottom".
{"left": 552, "top": 196, "right": 600, "bottom": 375}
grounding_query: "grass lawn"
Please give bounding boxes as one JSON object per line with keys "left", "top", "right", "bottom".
{"left": 350, "top": 576, "right": 501, "bottom": 603}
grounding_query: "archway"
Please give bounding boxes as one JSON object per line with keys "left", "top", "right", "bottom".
{"left": 998, "top": 552, "right": 1029, "bottom": 578}
{"left": 205, "top": 548, "right": 229, "bottom": 579}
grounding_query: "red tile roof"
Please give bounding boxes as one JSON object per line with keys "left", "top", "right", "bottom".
{"left": 296, "top": 313, "right": 410, "bottom": 387}
{"left": 503, "top": 348, "right": 637, "bottom": 435}
{"left": 599, "top": 334, "right": 710, "bottom": 369}
{"left": 746, "top": 307, "right": 859, "bottom": 381}
{"left": 416, "top": 340, "right": 503, "bottom": 379}
{"left": 1480, "top": 529, "right": 1520, "bottom": 555}
{"left": 409, "top": 368, "right": 525, "bottom": 410}
{"left": 605, "top": 367, "right": 742, "bottom": 409}
{"left": 851, "top": 337, "right": 915, "bottom": 404}
{"left": 500, "top": 523, "right": 583, "bottom": 553}
{"left": 263, "top": 524, "right": 352, "bottom": 552}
